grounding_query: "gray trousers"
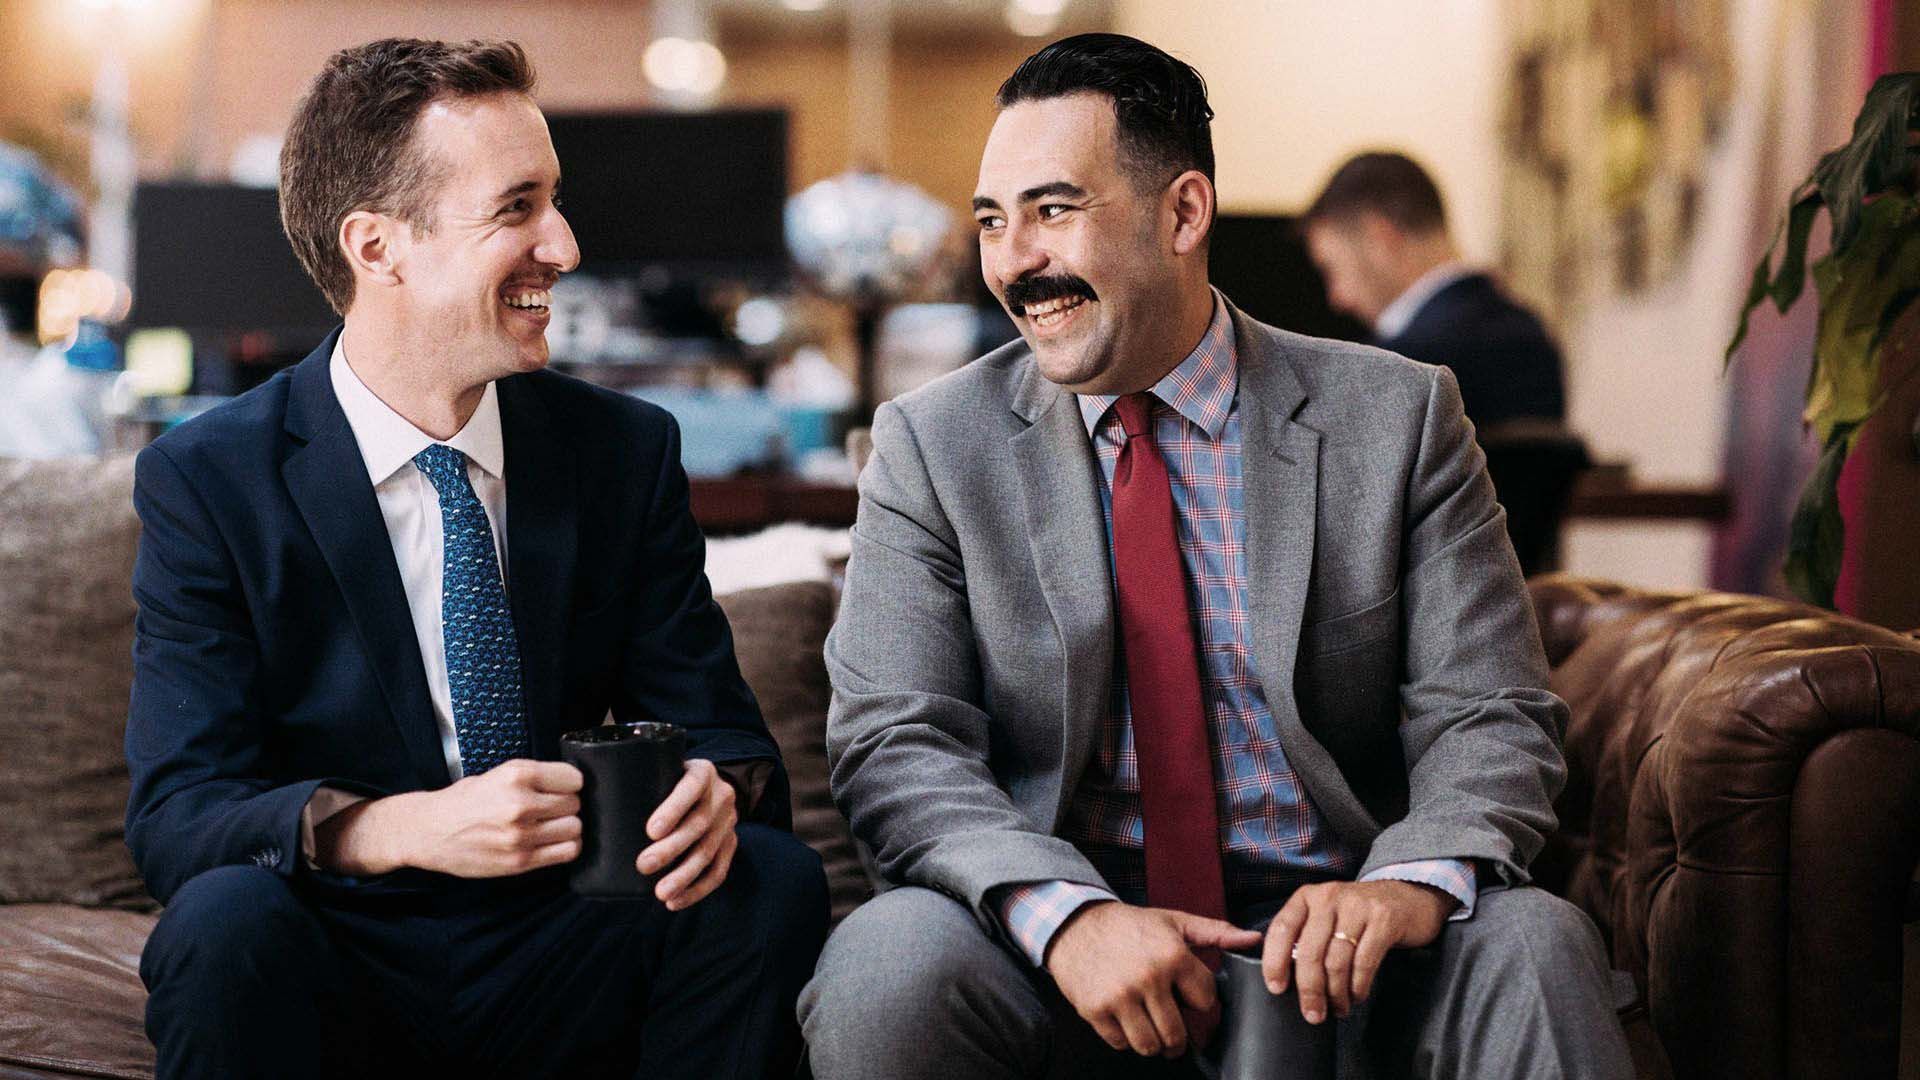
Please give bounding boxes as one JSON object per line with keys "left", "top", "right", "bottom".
{"left": 799, "top": 885, "right": 1634, "bottom": 1080}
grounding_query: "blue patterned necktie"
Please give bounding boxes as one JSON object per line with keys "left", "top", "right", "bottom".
{"left": 413, "top": 444, "right": 528, "bottom": 775}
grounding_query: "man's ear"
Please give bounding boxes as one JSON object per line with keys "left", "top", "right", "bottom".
{"left": 1359, "top": 210, "right": 1403, "bottom": 255}
{"left": 1166, "top": 169, "right": 1215, "bottom": 258}
{"left": 339, "top": 210, "right": 407, "bottom": 291}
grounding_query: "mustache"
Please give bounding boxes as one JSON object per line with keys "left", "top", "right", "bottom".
{"left": 1003, "top": 274, "right": 1098, "bottom": 316}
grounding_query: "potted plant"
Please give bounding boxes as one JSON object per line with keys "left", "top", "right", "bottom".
{"left": 1727, "top": 72, "right": 1920, "bottom": 609}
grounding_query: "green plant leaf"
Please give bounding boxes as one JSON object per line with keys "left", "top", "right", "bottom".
{"left": 1813, "top": 73, "right": 1920, "bottom": 255}
{"left": 1769, "top": 189, "right": 1824, "bottom": 311}
{"left": 1726, "top": 191, "right": 1823, "bottom": 365}
{"left": 1783, "top": 423, "right": 1858, "bottom": 609}
{"left": 1728, "top": 72, "right": 1918, "bottom": 366}
{"left": 1804, "top": 193, "right": 1920, "bottom": 443}
{"left": 1725, "top": 218, "right": 1784, "bottom": 365}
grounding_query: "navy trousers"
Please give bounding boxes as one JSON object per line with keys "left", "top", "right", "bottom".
{"left": 140, "top": 824, "right": 828, "bottom": 1079}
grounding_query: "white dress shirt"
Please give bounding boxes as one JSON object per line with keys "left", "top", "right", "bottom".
{"left": 301, "top": 339, "right": 513, "bottom": 859}
{"left": 1373, "top": 260, "right": 1474, "bottom": 341}
{"left": 329, "top": 336, "right": 510, "bottom": 781}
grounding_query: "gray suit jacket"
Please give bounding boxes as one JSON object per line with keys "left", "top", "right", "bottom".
{"left": 824, "top": 298, "right": 1567, "bottom": 945}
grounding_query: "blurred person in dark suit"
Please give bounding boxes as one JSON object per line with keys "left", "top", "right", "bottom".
{"left": 1304, "top": 153, "right": 1583, "bottom": 575}
{"left": 1302, "top": 152, "right": 1565, "bottom": 431}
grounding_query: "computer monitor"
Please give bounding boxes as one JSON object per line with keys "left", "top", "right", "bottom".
{"left": 129, "top": 182, "right": 336, "bottom": 337}
{"left": 543, "top": 109, "right": 789, "bottom": 276}
{"left": 1206, "top": 213, "right": 1367, "bottom": 342}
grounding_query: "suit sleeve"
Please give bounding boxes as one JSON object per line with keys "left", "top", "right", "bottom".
{"left": 612, "top": 412, "right": 791, "bottom": 828}
{"left": 1357, "top": 365, "right": 1569, "bottom": 887}
{"left": 124, "top": 444, "right": 384, "bottom": 905}
{"left": 825, "top": 402, "right": 1109, "bottom": 939}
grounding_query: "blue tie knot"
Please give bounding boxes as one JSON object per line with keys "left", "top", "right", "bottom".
{"left": 413, "top": 444, "right": 469, "bottom": 497}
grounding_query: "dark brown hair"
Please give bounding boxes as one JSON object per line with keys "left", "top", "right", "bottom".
{"left": 1303, "top": 152, "right": 1448, "bottom": 235}
{"left": 279, "top": 38, "right": 535, "bottom": 314}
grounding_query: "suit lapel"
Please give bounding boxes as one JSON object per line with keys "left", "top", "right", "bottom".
{"left": 281, "top": 337, "right": 450, "bottom": 789}
{"left": 496, "top": 375, "right": 577, "bottom": 755}
{"left": 1231, "top": 306, "right": 1379, "bottom": 841}
{"left": 1009, "top": 362, "right": 1114, "bottom": 830}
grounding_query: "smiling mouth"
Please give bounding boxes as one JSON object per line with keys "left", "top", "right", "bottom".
{"left": 1024, "top": 295, "right": 1089, "bottom": 331}
{"left": 502, "top": 286, "right": 552, "bottom": 315}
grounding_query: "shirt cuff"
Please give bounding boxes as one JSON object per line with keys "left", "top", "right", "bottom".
{"left": 712, "top": 760, "right": 773, "bottom": 819}
{"left": 1360, "top": 858, "right": 1477, "bottom": 920}
{"left": 995, "top": 880, "right": 1120, "bottom": 967}
{"left": 300, "top": 786, "right": 371, "bottom": 872}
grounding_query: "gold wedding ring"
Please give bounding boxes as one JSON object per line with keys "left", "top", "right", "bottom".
{"left": 1331, "top": 930, "right": 1359, "bottom": 947}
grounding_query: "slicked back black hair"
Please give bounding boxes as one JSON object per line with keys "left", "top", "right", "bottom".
{"left": 996, "top": 33, "right": 1214, "bottom": 191}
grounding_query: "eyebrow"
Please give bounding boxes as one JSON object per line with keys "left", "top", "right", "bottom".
{"left": 494, "top": 176, "right": 561, "bottom": 202}
{"left": 971, "top": 180, "right": 1088, "bottom": 214}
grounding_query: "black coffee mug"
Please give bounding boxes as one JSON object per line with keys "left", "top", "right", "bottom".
{"left": 558, "top": 722, "right": 687, "bottom": 899}
{"left": 1213, "top": 950, "right": 1338, "bottom": 1079}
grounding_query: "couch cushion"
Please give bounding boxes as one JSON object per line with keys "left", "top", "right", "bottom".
{"left": 0, "top": 905, "right": 155, "bottom": 1080}
{"left": 0, "top": 456, "right": 151, "bottom": 911}
{"left": 714, "top": 580, "right": 870, "bottom": 923}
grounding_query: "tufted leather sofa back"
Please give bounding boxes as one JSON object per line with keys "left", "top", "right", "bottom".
{"left": 1528, "top": 575, "right": 1920, "bottom": 1080}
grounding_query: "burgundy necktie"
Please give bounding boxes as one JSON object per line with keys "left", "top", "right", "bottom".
{"left": 1109, "top": 392, "right": 1228, "bottom": 921}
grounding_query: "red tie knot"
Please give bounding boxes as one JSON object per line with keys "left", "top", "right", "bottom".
{"left": 1113, "top": 392, "right": 1156, "bottom": 439}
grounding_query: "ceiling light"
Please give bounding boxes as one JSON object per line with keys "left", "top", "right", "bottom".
{"left": 1004, "top": 2, "right": 1062, "bottom": 36}
{"left": 643, "top": 36, "right": 727, "bottom": 98}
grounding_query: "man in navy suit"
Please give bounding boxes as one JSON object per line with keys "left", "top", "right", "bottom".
{"left": 1302, "top": 152, "right": 1566, "bottom": 430}
{"left": 126, "top": 38, "right": 826, "bottom": 1079}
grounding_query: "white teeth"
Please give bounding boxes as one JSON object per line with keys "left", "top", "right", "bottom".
{"left": 504, "top": 289, "right": 551, "bottom": 309}
{"left": 1029, "top": 296, "right": 1085, "bottom": 327}
{"left": 1025, "top": 296, "right": 1084, "bottom": 320}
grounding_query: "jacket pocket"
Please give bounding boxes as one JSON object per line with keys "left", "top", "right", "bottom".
{"left": 1301, "top": 588, "right": 1400, "bottom": 657}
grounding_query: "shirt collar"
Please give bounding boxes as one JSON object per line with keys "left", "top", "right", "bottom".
{"left": 328, "top": 335, "right": 506, "bottom": 487}
{"left": 1373, "top": 261, "right": 1473, "bottom": 340}
{"left": 1077, "top": 289, "right": 1237, "bottom": 441}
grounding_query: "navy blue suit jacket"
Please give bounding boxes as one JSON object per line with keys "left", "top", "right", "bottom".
{"left": 1377, "top": 273, "right": 1566, "bottom": 430}
{"left": 125, "top": 330, "right": 788, "bottom": 905}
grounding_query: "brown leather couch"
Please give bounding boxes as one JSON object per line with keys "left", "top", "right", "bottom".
{"left": 1530, "top": 574, "right": 1920, "bottom": 1080}
{"left": 2, "top": 453, "right": 1914, "bottom": 1078}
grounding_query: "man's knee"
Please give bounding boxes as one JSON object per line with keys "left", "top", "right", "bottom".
{"left": 1468, "top": 887, "right": 1608, "bottom": 972}
{"left": 1431, "top": 886, "right": 1617, "bottom": 1018}
{"left": 140, "top": 865, "right": 324, "bottom": 996}
{"left": 1385, "top": 888, "right": 1630, "bottom": 1080}
{"left": 802, "top": 887, "right": 1044, "bottom": 1074}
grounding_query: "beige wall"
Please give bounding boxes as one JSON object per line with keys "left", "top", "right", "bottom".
{"left": 0, "top": 0, "right": 210, "bottom": 186}
{"left": 1556, "top": 0, "right": 1864, "bottom": 588}
{"left": 725, "top": 30, "right": 1041, "bottom": 211}
{"left": 1115, "top": 0, "right": 1868, "bottom": 592}
{"left": 1115, "top": 0, "right": 1508, "bottom": 262}
{"left": 0, "top": 0, "right": 1036, "bottom": 217}
{"left": 0, "top": 2, "right": 674, "bottom": 188}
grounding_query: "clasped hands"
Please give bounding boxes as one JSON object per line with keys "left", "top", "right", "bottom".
{"left": 1044, "top": 879, "right": 1454, "bottom": 1059}
{"left": 315, "top": 757, "right": 739, "bottom": 911}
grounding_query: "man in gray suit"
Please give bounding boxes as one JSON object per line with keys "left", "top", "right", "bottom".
{"left": 801, "top": 34, "right": 1631, "bottom": 1079}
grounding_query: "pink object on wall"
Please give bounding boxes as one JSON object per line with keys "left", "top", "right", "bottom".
{"left": 1831, "top": 0, "right": 1909, "bottom": 626}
